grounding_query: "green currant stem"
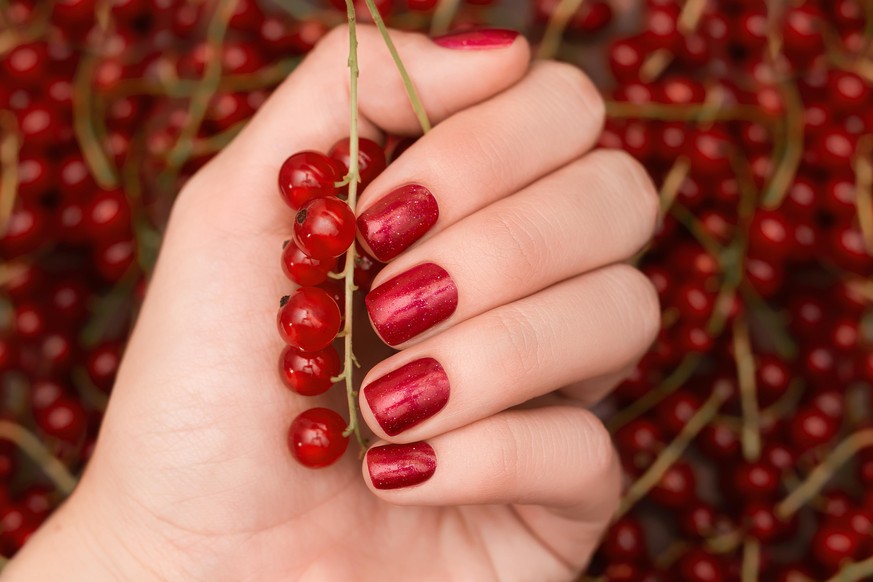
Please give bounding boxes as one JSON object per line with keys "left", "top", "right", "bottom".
{"left": 71, "top": 0, "right": 118, "bottom": 189}
{"left": 163, "top": 0, "right": 238, "bottom": 176}
{"left": 733, "top": 317, "right": 761, "bottom": 462}
{"left": 0, "top": 110, "right": 20, "bottom": 234}
{"left": 430, "top": 0, "right": 461, "bottom": 36}
{"left": 364, "top": 0, "right": 432, "bottom": 134}
{"left": 826, "top": 556, "right": 873, "bottom": 582}
{"left": 606, "top": 353, "right": 704, "bottom": 431}
{"left": 741, "top": 539, "right": 760, "bottom": 582}
{"left": 777, "top": 429, "right": 873, "bottom": 519}
{"left": 342, "top": 0, "right": 367, "bottom": 451}
{"left": 537, "top": 0, "right": 585, "bottom": 60}
{"left": 616, "top": 385, "right": 730, "bottom": 517}
{"left": 761, "top": 79, "right": 804, "bottom": 209}
{"left": 658, "top": 156, "right": 690, "bottom": 218}
{"left": 606, "top": 101, "right": 768, "bottom": 124}
{"left": 0, "top": 421, "right": 77, "bottom": 496}
{"left": 853, "top": 134, "right": 873, "bottom": 253}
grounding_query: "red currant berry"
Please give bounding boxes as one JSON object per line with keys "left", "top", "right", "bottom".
{"left": 288, "top": 407, "right": 349, "bottom": 468}
{"left": 281, "top": 241, "right": 336, "bottom": 286}
{"left": 328, "top": 137, "right": 387, "bottom": 191}
{"left": 279, "top": 345, "right": 341, "bottom": 396}
{"left": 277, "top": 151, "right": 339, "bottom": 210}
{"left": 277, "top": 287, "right": 341, "bottom": 352}
{"left": 292, "top": 197, "right": 356, "bottom": 261}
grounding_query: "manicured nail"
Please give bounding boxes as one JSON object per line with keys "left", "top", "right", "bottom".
{"left": 357, "top": 184, "right": 439, "bottom": 262}
{"left": 364, "top": 358, "right": 450, "bottom": 436}
{"left": 366, "top": 263, "right": 458, "bottom": 346}
{"left": 367, "top": 442, "right": 436, "bottom": 490}
{"left": 433, "top": 28, "right": 520, "bottom": 50}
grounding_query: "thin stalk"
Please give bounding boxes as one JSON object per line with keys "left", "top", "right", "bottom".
{"left": 342, "top": 0, "right": 367, "bottom": 451}
{"left": 430, "top": 0, "right": 461, "bottom": 36}
{"left": 0, "top": 110, "right": 20, "bottom": 234}
{"left": 777, "top": 429, "right": 873, "bottom": 518}
{"left": 826, "top": 556, "right": 873, "bottom": 582}
{"left": 365, "top": 0, "right": 431, "bottom": 134}
{"left": 733, "top": 317, "right": 761, "bottom": 461}
{"left": 73, "top": 1, "right": 118, "bottom": 189}
{"left": 761, "top": 80, "right": 804, "bottom": 209}
{"left": 163, "top": 0, "right": 238, "bottom": 174}
{"left": 617, "top": 385, "right": 730, "bottom": 518}
{"left": 853, "top": 135, "right": 873, "bottom": 253}
{"left": 741, "top": 539, "right": 760, "bottom": 582}
{"left": 606, "top": 101, "right": 767, "bottom": 124}
{"left": 0, "top": 421, "right": 77, "bottom": 496}
{"left": 658, "top": 157, "right": 690, "bottom": 218}
{"left": 537, "top": 0, "right": 585, "bottom": 60}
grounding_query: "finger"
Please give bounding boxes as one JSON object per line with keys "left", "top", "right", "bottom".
{"left": 359, "top": 265, "right": 660, "bottom": 441}
{"left": 364, "top": 149, "right": 658, "bottom": 347}
{"left": 362, "top": 406, "right": 621, "bottom": 568}
{"left": 354, "top": 61, "right": 605, "bottom": 262}
{"left": 187, "top": 24, "right": 530, "bottom": 228}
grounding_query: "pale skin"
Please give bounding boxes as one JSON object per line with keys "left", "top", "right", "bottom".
{"left": 5, "top": 27, "right": 660, "bottom": 581}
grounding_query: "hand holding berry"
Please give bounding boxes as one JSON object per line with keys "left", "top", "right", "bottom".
{"left": 6, "top": 26, "right": 659, "bottom": 582}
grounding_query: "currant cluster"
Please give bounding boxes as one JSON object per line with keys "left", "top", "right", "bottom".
{"left": 276, "top": 138, "right": 387, "bottom": 468}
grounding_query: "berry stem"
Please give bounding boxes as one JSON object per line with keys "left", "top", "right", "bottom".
{"left": 0, "top": 110, "right": 20, "bottom": 234}
{"left": 761, "top": 80, "right": 804, "bottom": 209}
{"left": 740, "top": 538, "right": 760, "bottom": 582}
{"left": 341, "top": 0, "right": 367, "bottom": 451}
{"left": 0, "top": 421, "right": 77, "bottom": 496}
{"left": 732, "top": 316, "right": 761, "bottom": 461}
{"left": 825, "top": 556, "right": 873, "bottom": 582}
{"left": 616, "top": 385, "right": 730, "bottom": 517}
{"left": 606, "top": 101, "right": 768, "bottom": 124}
{"left": 364, "top": 0, "right": 432, "bottom": 134}
{"left": 430, "top": 0, "right": 461, "bottom": 36}
{"left": 658, "top": 157, "right": 691, "bottom": 218}
{"left": 777, "top": 429, "right": 873, "bottom": 519}
{"left": 853, "top": 134, "right": 873, "bottom": 254}
{"left": 537, "top": 0, "right": 585, "bottom": 60}
{"left": 71, "top": 1, "right": 119, "bottom": 189}
{"left": 163, "top": 0, "right": 238, "bottom": 175}
{"left": 607, "top": 353, "right": 704, "bottom": 431}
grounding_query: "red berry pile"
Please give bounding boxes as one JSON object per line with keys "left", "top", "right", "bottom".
{"left": 277, "top": 139, "right": 386, "bottom": 468}
{"left": 0, "top": 1, "right": 871, "bottom": 578}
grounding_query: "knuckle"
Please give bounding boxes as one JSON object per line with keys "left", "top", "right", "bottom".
{"left": 538, "top": 61, "right": 605, "bottom": 133}
{"left": 481, "top": 415, "right": 520, "bottom": 495}
{"left": 479, "top": 205, "right": 550, "bottom": 283}
{"left": 484, "top": 305, "right": 546, "bottom": 382}
{"left": 604, "top": 265, "right": 662, "bottom": 354}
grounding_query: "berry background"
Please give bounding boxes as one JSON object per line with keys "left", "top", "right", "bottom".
{"left": 1, "top": 0, "right": 873, "bottom": 580}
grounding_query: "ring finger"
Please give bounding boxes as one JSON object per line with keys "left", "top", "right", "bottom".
{"left": 359, "top": 264, "right": 660, "bottom": 442}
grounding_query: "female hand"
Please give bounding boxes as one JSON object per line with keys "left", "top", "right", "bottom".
{"left": 6, "top": 25, "right": 659, "bottom": 581}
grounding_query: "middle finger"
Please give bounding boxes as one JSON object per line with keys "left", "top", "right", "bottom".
{"left": 364, "top": 149, "right": 658, "bottom": 348}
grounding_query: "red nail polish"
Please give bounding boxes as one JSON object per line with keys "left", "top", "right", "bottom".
{"left": 366, "top": 263, "right": 458, "bottom": 346}
{"left": 357, "top": 184, "right": 439, "bottom": 262}
{"left": 433, "top": 28, "right": 520, "bottom": 50}
{"left": 367, "top": 442, "right": 436, "bottom": 490}
{"left": 364, "top": 358, "right": 449, "bottom": 436}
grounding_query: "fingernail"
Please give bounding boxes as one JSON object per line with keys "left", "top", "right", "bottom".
{"left": 366, "top": 263, "right": 458, "bottom": 346}
{"left": 433, "top": 28, "right": 520, "bottom": 50}
{"left": 364, "top": 358, "right": 450, "bottom": 436}
{"left": 367, "top": 442, "right": 436, "bottom": 490}
{"left": 357, "top": 184, "right": 439, "bottom": 262}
